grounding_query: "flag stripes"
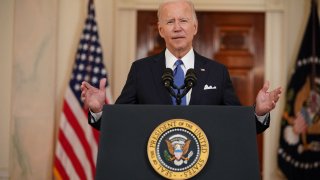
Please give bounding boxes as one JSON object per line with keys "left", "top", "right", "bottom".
{"left": 54, "top": 156, "right": 69, "bottom": 180}
{"left": 58, "top": 128, "right": 87, "bottom": 180}
{"left": 64, "top": 87, "right": 96, "bottom": 148}
{"left": 63, "top": 117, "right": 91, "bottom": 175}
{"left": 62, "top": 101, "right": 96, "bottom": 176}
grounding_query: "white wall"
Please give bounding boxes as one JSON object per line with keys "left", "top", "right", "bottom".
{"left": 0, "top": 0, "right": 14, "bottom": 179}
{"left": 9, "top": 0, "right": 58, "bottom": 179}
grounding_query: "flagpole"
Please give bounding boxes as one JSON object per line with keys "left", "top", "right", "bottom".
{"left": 85, "top": 0, "right": 94, "bottom": 88}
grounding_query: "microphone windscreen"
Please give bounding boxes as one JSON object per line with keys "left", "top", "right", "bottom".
{"left": 162, "top": 68, "right": 174, "bottom": 87}
{"left": 163, "top": 68, "right": 173, "bottom": 75}
{"left": 185, "top": 68, "right": 197, "bottom": 87}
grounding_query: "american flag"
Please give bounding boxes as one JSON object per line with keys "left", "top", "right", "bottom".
{"left": 54, "top": 0, "right": 112, "bottom": 179}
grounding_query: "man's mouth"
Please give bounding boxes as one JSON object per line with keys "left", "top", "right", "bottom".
{"left": 172, "top": 36, "right": 185, "bottom": 40}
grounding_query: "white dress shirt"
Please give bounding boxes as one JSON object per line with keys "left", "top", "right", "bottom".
{"left": 165, "top": 48, "right": 194, "bottom": 105}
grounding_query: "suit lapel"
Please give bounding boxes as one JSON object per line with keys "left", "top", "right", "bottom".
{"left": 151, "top": 51, "right": 172, "bottom": 104}
{"left": 189, "top": 52, "right": 209, "bottom": 105}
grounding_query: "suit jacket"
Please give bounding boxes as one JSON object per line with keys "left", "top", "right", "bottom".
{"left": 89, "top": 50, "right": 269, "bottom": 133}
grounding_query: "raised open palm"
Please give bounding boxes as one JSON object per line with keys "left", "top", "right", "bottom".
{"left": 255, "top": 81, "right": 282, "bottom": 116}
{"left": 81, "top": 78, "right": 106, "bottom": 113}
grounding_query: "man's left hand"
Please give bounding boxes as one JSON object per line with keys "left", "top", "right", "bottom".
{"left": 255, "top": 81, "right": 282, "bottom": 116}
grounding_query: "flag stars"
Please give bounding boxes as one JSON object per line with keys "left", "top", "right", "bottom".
{"left": 297, "top": 56, "right": 320, "bottom": 67}
{"left": 89, "top": 4, "right": 94, "bottom": 10}
{"left": 76, "top": 74, "right": 82, "bottom": 81}
{"left": 85, "top": 34, "right": 90, "bottom": 40}
{"left": 86, "top": 24, "right": 91, "bottom": 30}
{"left": 278, "top": 148, "right": 320, "bottom": 169}
{"left": 297, "top": 61, "right": 301, "bottom": 67}
{"left": 74, "top": 84, "right": 80, "bottom": 91}
{"left": 78, "top": 63, "right": 84, "bottom": 71}
{"left": 91, "top": 35, "right": 97, "bottom": 42}
{"left": 84, "top": 75, "right": 90, "bottom": 81}
{"left": 93, "top": 26, "right": 97, "bottom": 32}
{"left": 83, "top": 44, "right": 88, "bottom": 50}
{"left": 89, "top": 55, "right": 94, "bottom": 62}
{"left": 95, "top": 57, "right": 101, "bottom": 63}
{"left": 92, "top": 76, "right": 98, "bottom": 84}
{"left": 90, "top": 46, "right": 95, "bottom": 52}
{"left": 93, "top": 67, "right": 99, "bottom": 74}
{"left": 81, "top": 54, "right": 86, "bottom": 60}
{"left": 86, "top": 65, "right": 92, "bottom": 72}
{"left": 302, "top": 59, "right": 307, "bottom": 65}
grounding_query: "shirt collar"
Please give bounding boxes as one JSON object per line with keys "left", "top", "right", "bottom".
{"left": 165, "top": 48, "right": 195, "bottom": 70}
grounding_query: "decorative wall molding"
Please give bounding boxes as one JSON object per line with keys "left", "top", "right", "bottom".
{"left": 116, "top": 0, "right": 286, "bottom": 12}
{"left": 266, "top": 0, "right": 286, "bottom": 12}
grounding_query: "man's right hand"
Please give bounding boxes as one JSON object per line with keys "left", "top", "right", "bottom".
{"left": 80, "top": 78, "right": 106, "bottom": 113}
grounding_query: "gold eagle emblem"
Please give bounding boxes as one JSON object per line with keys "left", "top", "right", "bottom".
{"left": 165, "top": 135, "right": 193, "bottom": 166}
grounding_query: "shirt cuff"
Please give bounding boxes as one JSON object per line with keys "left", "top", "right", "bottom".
{"left": 90, "top": 110, "right": 102, "bottom": 123}
{"left": 255, "top": 112, "right": 270, "bottom": 125}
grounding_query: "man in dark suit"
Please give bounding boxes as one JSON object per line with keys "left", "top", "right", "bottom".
{"left": 81, "top": 0, "right": 282, "bottom": 133}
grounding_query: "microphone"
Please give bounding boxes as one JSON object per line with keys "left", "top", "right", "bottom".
{"left": 161, "top": 68, "right": 197, "bottom": 105}
{"left": 184, "top": 69, "right": 197, "bottom": 88}
{"left": 180, "top": 69, "right": 197, "bottom": 99}
{"left": 161, "top": 68, "right": 174, "bottom": 88}
{"left": 162, "top": 68, "right": 177, "bottom": 99}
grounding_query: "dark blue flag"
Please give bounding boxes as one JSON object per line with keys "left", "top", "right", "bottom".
{"left": 278, "top": 0, "right": 320, "bottom": 179}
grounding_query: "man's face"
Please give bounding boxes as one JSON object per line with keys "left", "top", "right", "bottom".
{"left": 158, "top": 1, "right": 198, "bottom": 55}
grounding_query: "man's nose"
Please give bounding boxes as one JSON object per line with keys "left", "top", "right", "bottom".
{"left": 173, "top": 21, "right": 182, "bottom": 31}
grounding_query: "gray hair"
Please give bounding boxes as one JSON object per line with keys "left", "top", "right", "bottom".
{"left": 157, "top": 0, "right": 198, "bottom": 24}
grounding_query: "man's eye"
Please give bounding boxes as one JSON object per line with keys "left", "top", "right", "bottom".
{"left": 167, "top": 20, "right": 174, "bottom": 24}
{"left": 180, "top": 19, "right": 188, "bottom": 23}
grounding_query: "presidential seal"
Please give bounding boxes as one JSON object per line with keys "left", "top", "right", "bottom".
{"left": 147, "top": 119, "right": 209, "bottom": 180}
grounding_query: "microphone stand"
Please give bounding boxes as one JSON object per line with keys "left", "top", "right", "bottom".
{"left": 167, "top": 84, "right": 180, "bottom": 104}
{"left": 172, "top": 81, "right": 196, "bottom": 105}
{"left": 173, "top": 84, "right": 183, "bottom": 105}
{"left": 163, "top": 81, "right": 184, "bottom": 105}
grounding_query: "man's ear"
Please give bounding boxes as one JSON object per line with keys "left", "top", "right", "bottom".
{"left": 158, "top": 22, "right": 164, "bottom": 38}
{"left": 193, "top": 22, "right": 198, "bottom": 35}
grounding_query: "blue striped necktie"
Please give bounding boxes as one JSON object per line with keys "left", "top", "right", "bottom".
{"left": 173, "top": 60, "right": 186, "bottom": 105}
